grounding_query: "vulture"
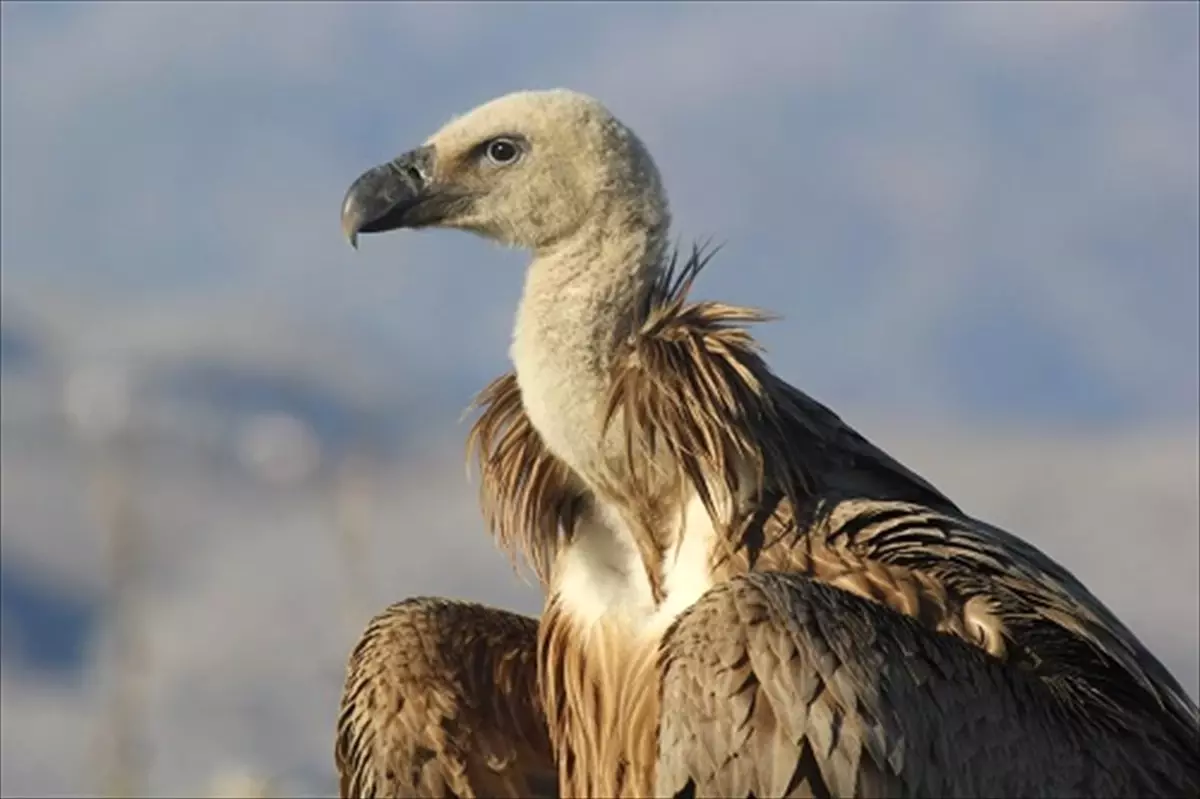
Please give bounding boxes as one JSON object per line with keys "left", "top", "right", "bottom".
{"left": 335, "top": 89, "right": 1200, "bottom": 798}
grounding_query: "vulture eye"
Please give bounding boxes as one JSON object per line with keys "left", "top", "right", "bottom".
{"left": 484, "top": 138, "right": 521, "bottom": 166}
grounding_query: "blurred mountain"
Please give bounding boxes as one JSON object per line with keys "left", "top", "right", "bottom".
{"left": 0, "top": 552, "right": 100, "bottom": 677}
{"left": 0, "top": 323, "right": 42, "bottom": 376}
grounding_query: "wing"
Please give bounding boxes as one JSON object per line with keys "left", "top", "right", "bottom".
{"left": 656, "top": 572, "right": 1200, "bottom": 799}
{"left": 336, "top": 597, "right": 557, "bottom": 799}
{"left": 768, "top": 381, "right": 1200, "bottom": 740}
{"left": 681, "top": 468, "right": 1200, "bottom": 798}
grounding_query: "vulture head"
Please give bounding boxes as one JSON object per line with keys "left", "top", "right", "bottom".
{"left": 341, "top": 89, "right": 670, "bottom": 253}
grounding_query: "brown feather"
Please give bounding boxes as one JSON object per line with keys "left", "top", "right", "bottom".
{"left": 465, "top": 373, "right": 586, "bottom": 591}
{"left": 537, "top": 598, "right": 661, "bottom": 799}
{"left": 463, "top": 242, "right": 1199, "bottom": 796}
{"left": 335, "top": 598, "right": 557, "bottom": 798}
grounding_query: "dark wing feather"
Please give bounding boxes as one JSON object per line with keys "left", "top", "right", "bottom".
{"left": 657, "top": 572, "right": 1198, "bottom": 799}
{"left": 335, "top": 597, "right": 557, "bottom": 799}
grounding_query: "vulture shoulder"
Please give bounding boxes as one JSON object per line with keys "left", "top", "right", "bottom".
{"left": 335, "top": 597, "right": 557, "bottom": 798}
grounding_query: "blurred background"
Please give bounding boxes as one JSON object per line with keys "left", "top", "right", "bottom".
{"left": 1, "top": 1, "right": 1197, "bottom": 796}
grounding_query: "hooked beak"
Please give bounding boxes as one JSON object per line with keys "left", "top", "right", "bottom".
{"left": 340, "top": 145, "right": 436, "bottom": 249}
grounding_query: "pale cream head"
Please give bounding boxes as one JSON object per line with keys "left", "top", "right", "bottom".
{"left": 341, "top": 89, "right": 671, "bottom": 254}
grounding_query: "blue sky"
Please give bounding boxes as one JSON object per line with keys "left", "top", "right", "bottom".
{"left": 2, "top": 0, "right": 1197, "bottom": 429}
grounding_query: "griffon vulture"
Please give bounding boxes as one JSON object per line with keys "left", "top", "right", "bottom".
{"left": 336, "top": 89, "right": 1200, "bottom": 798}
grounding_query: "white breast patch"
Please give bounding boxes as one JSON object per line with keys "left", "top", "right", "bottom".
{"left": 556, "top": 493, "right": 717, "bottom": 641}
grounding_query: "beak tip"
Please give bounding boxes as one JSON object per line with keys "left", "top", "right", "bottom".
{"left": 341, "top": 187, "right": 364, "bottom": 251}
{"left": 341, "top": 148, "right": 431, "bottom": 250}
